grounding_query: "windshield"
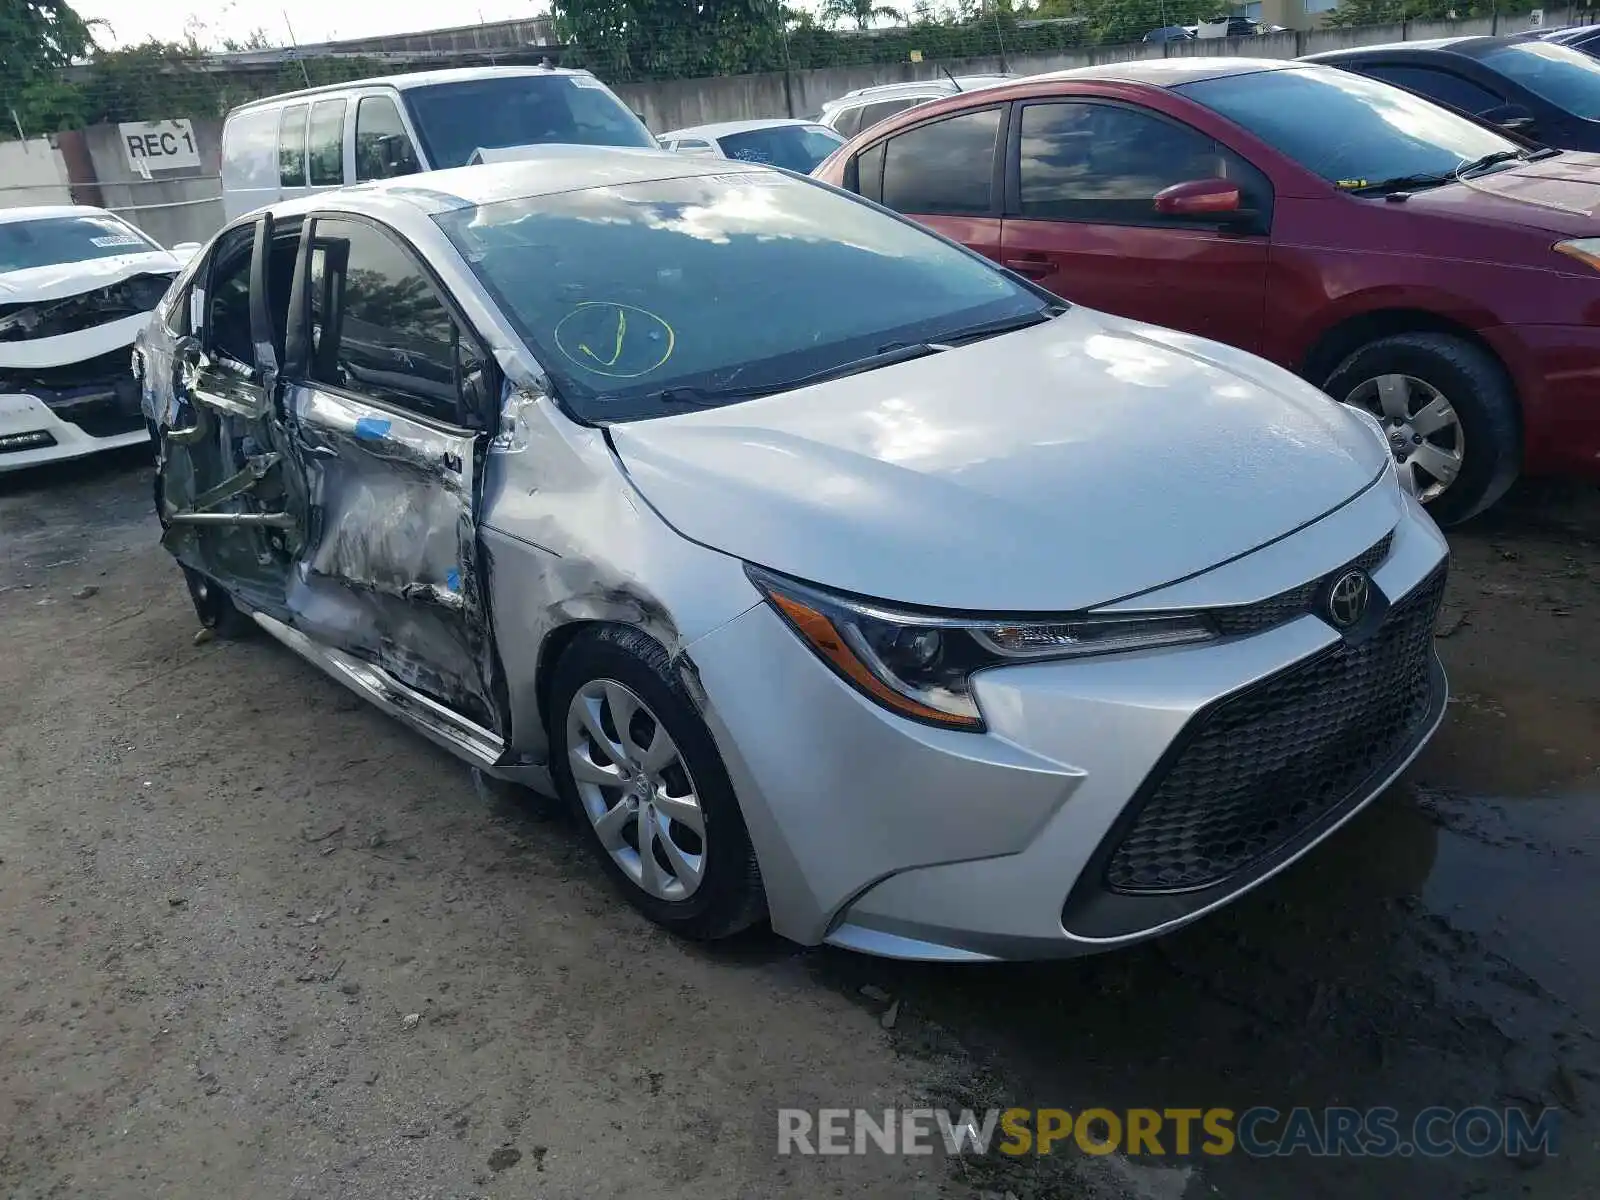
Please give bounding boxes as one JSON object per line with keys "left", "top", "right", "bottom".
{"left": 1479, "top": 41, "right": 1600, "bottom": 120}
{"left": 716, "top": 125, "right": 844, "bottom": 172}
{"left": 0, "top": 214, "right": 158, "bottom": 273}
{"left": 403, "top": 75, "right": 656, "bottom": 169}
{"left": 1179, "top": 66, "right": 1517, "bottom": 187}
{"left": 435, "top": 170, "right": 1047, "bottom": 422}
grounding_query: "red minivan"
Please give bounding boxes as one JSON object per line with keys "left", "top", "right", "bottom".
{"left": 814, "top": 58, "right": 1600, "bottom": 524}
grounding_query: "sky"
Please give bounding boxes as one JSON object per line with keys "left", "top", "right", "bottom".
{"left": 74, "top": 0, "right": 544, "bottom": 48}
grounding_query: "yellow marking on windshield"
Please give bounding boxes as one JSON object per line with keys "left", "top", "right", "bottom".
{"left": 554, "top": 302, "right": 676, "bottom": 379}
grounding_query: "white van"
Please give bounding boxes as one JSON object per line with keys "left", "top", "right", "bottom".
{"left": 219, "top": 65, "right": 654, "bottom": 220}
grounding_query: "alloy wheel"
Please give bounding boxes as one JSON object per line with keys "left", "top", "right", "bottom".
{"left": 565, "top": 679, "right": 706, "bottom": 901}
{"left": 1344, "top": 373, "right": 1465, "bottom": 503}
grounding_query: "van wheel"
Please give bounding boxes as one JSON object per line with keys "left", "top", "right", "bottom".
{"left": 181, "top": 567, "right": 254, "bottom": 640}
{"left": 549, "top": 624, "right": 766, "bottom": 941}
{"left": 1323, "top": 332, "right": 1520, "bottom": 526}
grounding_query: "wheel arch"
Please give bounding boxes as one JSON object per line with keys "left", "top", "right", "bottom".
{"left": 1300, "top": 307, "right": 1511, "bottom": 399}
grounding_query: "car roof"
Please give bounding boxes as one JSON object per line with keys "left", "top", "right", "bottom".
{"left": 228, "top": 65, "right": 595, "bottom": 115}
{"left": 824, "top": 74, "right": 1014, "bottom": 107}
{"left": 1017, "top": 56, "right": 1301, "bottom": 88}
{"left": 261, "top": 146, "right": 773, "bottom": 222}
{"left": 0, "top": 204, "right": 114, "bottom": 225}
{"left": 1303, "top": 34, "right": 1542, "bottom": 62}
{"left": 660, "top": 118, "right": 830, "bottom": 140}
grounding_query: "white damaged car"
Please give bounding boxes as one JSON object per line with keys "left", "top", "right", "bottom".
{"left": 0, "top": 206, "right": 195, "bottom": 471}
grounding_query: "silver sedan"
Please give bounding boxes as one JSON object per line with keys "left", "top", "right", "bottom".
{"left": 135, "top": 147, "right": 1449, "bottom": 961}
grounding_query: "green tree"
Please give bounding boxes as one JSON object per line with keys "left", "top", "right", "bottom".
{"left": 553, "top": 0, "right": 791, "bottom": 81}
{"left": 0, "top": 0, "right": 96, "bottom": 134}
{"left": 820, "top": 0, "right": 907, "bottom": 29}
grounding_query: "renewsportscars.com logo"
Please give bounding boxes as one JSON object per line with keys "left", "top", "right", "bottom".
{"left": 777, "top": 1106, "right": 1562, "bottom": 1159}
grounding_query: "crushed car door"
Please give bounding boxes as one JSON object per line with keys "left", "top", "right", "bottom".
{"left": 278, "top": 211, "right": 506, "bottom": 737}
{"left": 156, "top": 213, "right": 306, "bottom": 617}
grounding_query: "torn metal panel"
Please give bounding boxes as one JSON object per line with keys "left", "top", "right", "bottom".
{"left": 477, "top": 388, "right": 763, "bottom": 762}
{"left": 284, "top": 381, "right": 503, "bottom": 731}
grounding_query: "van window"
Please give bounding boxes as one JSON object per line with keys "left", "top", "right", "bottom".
{"left": 307, "top": 98, "right": 347, "bottom": 186}
{"left": 354, "top": 95, "right": 420, "bottom": 181}
{"left": 402, "top": 74, "right": 655, "bottom": 169}
{"left": 279, "top": 103, "right": 308, "bottom": 187}
{"left": 221, "top": 108, "right": 279, "bottom": 191}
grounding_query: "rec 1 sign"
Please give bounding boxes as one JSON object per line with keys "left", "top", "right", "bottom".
{"left": 118, "top": 120, "right": 202, "bottom": 172}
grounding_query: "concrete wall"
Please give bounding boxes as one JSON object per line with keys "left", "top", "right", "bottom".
{"left": 615, "top": 14, "right": 1569, "bottom": 128}
{"left": 0, "top": 138, "right": 73, "bottom": 209}
{"left": 79, "top": 119, "right": 225, "bottom": 250}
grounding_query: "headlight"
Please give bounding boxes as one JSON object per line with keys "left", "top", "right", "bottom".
{"left": 1554, "top": 238, "right": 1600, "bottom": 271}
{"left": 746, "top": 566, "right": 1217, "bottom": 732}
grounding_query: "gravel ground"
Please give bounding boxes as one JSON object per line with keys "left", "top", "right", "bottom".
{"left": 2, "top": 450, "right": 1597, "bottom": 1200}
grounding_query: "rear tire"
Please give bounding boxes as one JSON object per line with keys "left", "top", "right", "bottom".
{"left": 181, "top": 567, "right": 254, "bottom": 640}
{"left": 548, "top": 624, "right": 766, "bottom": 941}
{"left": 1323, "top": 332, "right": 1520, "bottom": 526}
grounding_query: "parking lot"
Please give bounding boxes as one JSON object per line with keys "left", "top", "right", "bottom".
{"left": 0, "top": 450, "right": 1594, "bottom": 1198}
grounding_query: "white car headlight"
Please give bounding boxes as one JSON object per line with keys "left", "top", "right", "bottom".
{"left": 747, "top": 566, "right": 1217, "bottom": 732}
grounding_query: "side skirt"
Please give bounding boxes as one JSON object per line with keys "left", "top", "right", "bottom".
{"left": 251, "top": 611, "right": 553, "bottom": 792}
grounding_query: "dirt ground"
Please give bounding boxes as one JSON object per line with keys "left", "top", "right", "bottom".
{"left": 2, "top": 449, "right": 1596, "bottom": 1200}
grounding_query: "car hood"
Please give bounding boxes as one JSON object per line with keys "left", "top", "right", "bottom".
{"left": 1406, "top": 152, "right": 1600, "bottom": 234}
{"left": 0, "top": 249, "right": 182, "bottom": 304}
{"left": 609, "top": 308, "right": 1390, "bottom": 612}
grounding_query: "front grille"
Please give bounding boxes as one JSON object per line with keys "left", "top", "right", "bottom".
{"left": 1211, "top": 531, "right": 1394, "bottom": 637}
{"left": 1104, "top": 563, "right": 1446, "bottom": 894}
{"left": 3, "top": 348, "right": 143, "bottom": 439}
{"left": 64, "top": 399, "right": 144, "bottom": 438}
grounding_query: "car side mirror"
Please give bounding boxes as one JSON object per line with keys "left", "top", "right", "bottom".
{"left": 1154, "top": 178, "right": 1244, "bottom": 217}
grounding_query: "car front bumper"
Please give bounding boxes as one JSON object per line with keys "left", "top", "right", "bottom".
{"left": 686, "top": 487, "right": 1450, "bottom": 961}
{"left": 0, "top": 389, "right": 147, "bottom": 472}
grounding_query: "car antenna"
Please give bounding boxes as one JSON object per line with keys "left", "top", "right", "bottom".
{"left": 941, "top": 65, "right": 963, "bottom": 91}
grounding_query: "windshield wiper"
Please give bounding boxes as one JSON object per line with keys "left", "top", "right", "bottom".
{"left": 1348, "top": 171, "right": 1455, "bottom": 196}
{"left": 640, "top": 341, "right": 953, "bottom": 406}
{"left": 937, "top": 303, "right": 1068, "bottom": 345}
{"left": 1349, "top": 149, "right": 1524, "bottom": 196}
{"left": 1456, "top": 149, "right": 1524, "bottom": 177}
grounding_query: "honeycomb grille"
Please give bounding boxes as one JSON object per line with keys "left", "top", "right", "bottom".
{"left": 1210, "top": 531, "right": 1394, "bottom": 637}
{"left": 1104, "top": 562, "right": 1445, "bottom": 895}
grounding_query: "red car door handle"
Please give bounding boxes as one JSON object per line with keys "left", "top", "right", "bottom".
{"left": 1003, "top": 256, "right": 1053, "bottom": 279}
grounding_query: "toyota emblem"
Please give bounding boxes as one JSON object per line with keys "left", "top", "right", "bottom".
{"left": 1326, "top": 569, "right": 1372, "bottom": 629}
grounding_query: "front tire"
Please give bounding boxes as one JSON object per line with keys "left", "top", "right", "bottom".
{"left": 1323, "top": 332, "right": 1520, "bottom": 526}
{"left": 548, "top": 625, "right": 766, "bottom": 940}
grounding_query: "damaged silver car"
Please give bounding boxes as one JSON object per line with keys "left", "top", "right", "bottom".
{"left": 1, "top": 206, "right": 196, "bottom": 471}
{"left": 135, "top": 148, "right": 1449, "bottom": 961}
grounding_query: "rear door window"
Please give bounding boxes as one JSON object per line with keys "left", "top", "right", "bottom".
{"left": 856, "top": 98, "right": 918, "bottom": 132}
{"left": 307, "top": 98, "right": 348, "bottom": 186}
{"left": 881, "top": 108, "right": 1003, "bottom": 215}
{"left": 278, "top": 103, "right": 308, "bottom": 187}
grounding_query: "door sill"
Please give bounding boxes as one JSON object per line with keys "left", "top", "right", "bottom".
{"left": 253, "top": 610, "right": 509, "bottom": 769}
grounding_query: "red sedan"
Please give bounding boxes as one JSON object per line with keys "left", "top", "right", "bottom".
{"left": 814, "top": 58, "right": 1600, "bottom": 523}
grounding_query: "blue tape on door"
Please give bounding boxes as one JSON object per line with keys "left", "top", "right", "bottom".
{"left": 353, "top": 416, "right": 392, "bottom": 440}
{"left": 446, "top": 569, "right": 461, "bottom": 591}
